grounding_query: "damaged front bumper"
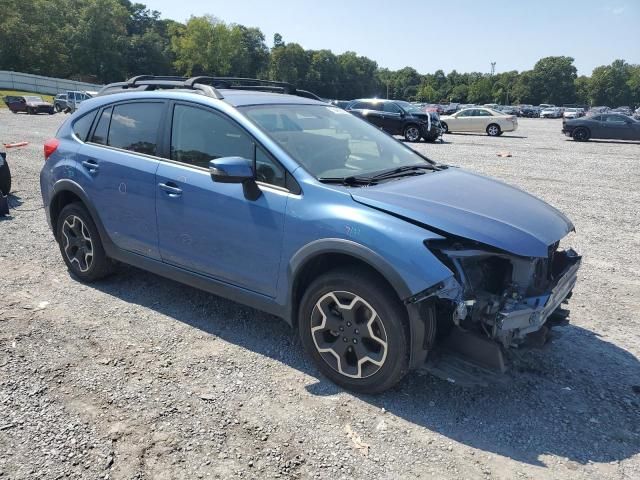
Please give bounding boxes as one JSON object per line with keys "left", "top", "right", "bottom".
{"left": 415, "top": 241, "right": 582, "bottom": 352}
{"left": 493, "top": 249, "right": 580, "bottom": 343}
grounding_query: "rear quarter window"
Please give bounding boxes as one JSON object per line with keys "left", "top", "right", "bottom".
{"left": 72, "top": 110, "right": 98, "bottom": 142}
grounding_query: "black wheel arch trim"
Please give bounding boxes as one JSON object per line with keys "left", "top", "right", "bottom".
{"left": 287, "top": 238, "right": 431, "bottom": 369}
{"left": 49, "top": 179, "right": 113, "bottom": 250}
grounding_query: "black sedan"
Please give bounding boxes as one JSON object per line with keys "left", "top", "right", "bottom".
{"left": 562, "top": 113, "right": 640, "bottom": 141}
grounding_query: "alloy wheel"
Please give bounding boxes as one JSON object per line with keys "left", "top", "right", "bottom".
{"left": 405, "top": 126, "right": 421, "bottom": 142}
{"left": 61, "top": 215, "right": 94, "bottom": 273}
{"left": 310, "top": 291, "right": 388, "bottom": 379}
{"left": 487, "top": 125, "right": 500, "bottom": 136}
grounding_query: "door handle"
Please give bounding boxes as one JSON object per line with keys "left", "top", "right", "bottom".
{"left": 158, "top": 182, "right": 182, "bottom": 197}
{"left": 82, "top": 159, "right": 99, "bottom": 173}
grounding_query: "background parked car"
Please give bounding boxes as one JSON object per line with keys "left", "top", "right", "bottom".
{"left": 612, "top": 106, "right": 632, "bottom": 116}
{"left": 563, "top": 107, "right": 584, "bottom": 119}
{"left": 439, "top": 107, "right": 518, "bottom": 136}
{"left": 563, "top": 113, "right": 640, "bottom": 141}
{"left": 54, "top": 93, "right": 68, "bottom": 112}
{"left": 347, "top": 98, "right": 442, "bottom": 142}
{"left": 64, "top": 90, "right": 94, "bottom": 112}
{"left": 518, "top": 105, "right": 540, "bottom": 117}
{"left": 3, "top": 95, "right": 55, "bottom": 114}
{"left": 329, "top": 99, "right": 350, "bottom": 109}
{"left": 540, "top": 107, "right": 562, "bottom": 118}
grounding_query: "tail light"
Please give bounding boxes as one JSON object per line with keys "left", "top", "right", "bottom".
{"left": 44, "top": 138, "right": 59, "bottom": 160}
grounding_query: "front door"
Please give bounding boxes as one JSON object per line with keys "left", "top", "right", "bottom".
{"left": 381, "top": 102, "right": 405, "bottom": 135}
{"left": 77, "top": 101, "right": 165, "bottom": 259}
{"left": 155, "top": 103, "right": 288, "bottom": 297}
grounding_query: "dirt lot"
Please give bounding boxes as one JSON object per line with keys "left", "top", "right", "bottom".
{"left": 1, "top": 109, "right": 639, "bottom": 480}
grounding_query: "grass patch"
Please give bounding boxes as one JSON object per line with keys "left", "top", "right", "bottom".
{"left": 0, "top": 90, "right": 55, "bottom": 108}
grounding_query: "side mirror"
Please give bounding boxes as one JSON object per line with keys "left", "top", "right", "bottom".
{"left": 209, "top": 157, "right": 261, "bottom": 201}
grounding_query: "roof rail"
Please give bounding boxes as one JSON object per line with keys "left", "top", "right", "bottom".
{"left": 97, "top": 75, "right": 321, "bottom": 101}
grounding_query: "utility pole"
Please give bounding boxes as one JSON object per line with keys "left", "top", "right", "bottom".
{"left": 386, "top": 82, "right": 389, "bottom": 99}
{"left": 490, "top": 62, "right": 496, "bottom": 76}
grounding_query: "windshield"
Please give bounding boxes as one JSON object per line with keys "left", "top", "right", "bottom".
{"left": 25, "top": 96, "right": 43, "bottom": 102}
{"left": 395, "top": 101, "right": 423, "bottom": 113}
{"left": 241, "top": 104, "right": 432, "bottom": 180}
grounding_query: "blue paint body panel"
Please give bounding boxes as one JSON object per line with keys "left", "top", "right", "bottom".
{"left": 40, "top": 89, "right": 576, "bottom": 329}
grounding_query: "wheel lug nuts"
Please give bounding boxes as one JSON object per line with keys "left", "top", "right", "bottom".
{"left": 339, "top": 326, "right": 344, "bottom": 332}
{"left": 346, "top": 321, "right": 352, "bottom": 327}
{"left": 353, "top": 339, "right": 358, "bottom": 344}
{"left": 354, "top": 329, "right": 359, "bottom": 335}
{"left": 343, "top": 337, "right": 348, "bottom": 342}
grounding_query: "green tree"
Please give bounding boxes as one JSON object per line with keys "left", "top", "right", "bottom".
{"left": 589, "top": 59, "right": 632, "bottom": 106}
{"left": 529, "top": 56, "right": 577, "bottom": 105}
{"left": 71, "top": 0, "right": 129, "bottom": 82}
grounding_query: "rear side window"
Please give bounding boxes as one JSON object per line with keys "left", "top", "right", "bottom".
{"left": 91, "top": 107, "right": 112, "bottom": 145}
{"left": 108, "top": 103, "right": 164, "bottom": 156}
{"left": 72, "top": 110, "right": 97, "bottom": 142}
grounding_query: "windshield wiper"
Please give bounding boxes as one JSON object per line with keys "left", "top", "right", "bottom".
{"left": 368, "top": 164, "right": 436, "bottom": 180}
{"left": 317, "top": 176, "right": 376, "bottom": 186}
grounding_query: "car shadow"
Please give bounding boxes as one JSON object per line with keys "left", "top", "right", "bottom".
{"left": 564, "top": 139, "right": 640, "bottom": 146}
{"left": 89, "top": 264, "right": 640, "bottom": 468}
{"left": 445, "top": 133, "right": 528, "bottom": 139}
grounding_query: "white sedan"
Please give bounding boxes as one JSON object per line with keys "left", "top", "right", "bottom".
{"left": 439, "top": 107, "right": 518, "bottom": 136}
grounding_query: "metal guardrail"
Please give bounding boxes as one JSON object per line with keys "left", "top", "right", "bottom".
{"left": 0, "top": 70, "right": 103, "bottom": 95}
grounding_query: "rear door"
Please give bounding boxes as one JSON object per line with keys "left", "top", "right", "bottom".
{"left": 155, "top": 102, "right": 288, "bottom": 297}
{"left": 76, "top": 101, "right": 166, "bottom": 259}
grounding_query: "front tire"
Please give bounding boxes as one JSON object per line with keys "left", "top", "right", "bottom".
{"left": 299, "top": 268, "right": 410, "bottom": 394}
{"left": 56, "top": 203, "right": 114, "bottom": 282}
{"left": 403, "top": 124, "right": 421, "bottom": 142}
{"left": 572, "top": 127, "right": 590, "bottom": 141}
{"left": 486, "top": 123, "right": 501, "bottom": 136}
{"left": 440, "top": 122, "right": 449, "bottom": 133}
{"left": 55, "top": 104, "right": 62, "bottom": 113}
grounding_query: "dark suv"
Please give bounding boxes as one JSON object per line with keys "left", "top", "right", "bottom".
{"left": 346, "top": 99, "right": 442, "bottom": 142}
{"left": 40, "top": 76, "right": 580, "bottom": 393}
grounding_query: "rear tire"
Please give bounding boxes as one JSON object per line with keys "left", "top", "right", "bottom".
{"left": 440, "top": 122, "right": 449, "bottom": 133}
{"left": 486, "top": 123, "right": 501, "bottom": 136}
{"left": 572, "top": 127, "right": 590, "bottom": 142}
{"left": 299, "top": 267, "right": 410, "bottom": 394}
{"left": 56, "top": 203, "right": 114, "bottom": 282}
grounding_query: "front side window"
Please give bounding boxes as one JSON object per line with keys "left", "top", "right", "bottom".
{"left": 242, "top": 104, "right": 433, "bottom": 179}
{"left": 108, "top": 103, "right": 163, "bottom": 156}
{"left": 382, "top": 102, "right": 401, "bottom": 114}
{"left": 170, "top": 104, "right": 254, "bottom": 169}
{"left": 603, "top": 114, "right": 627, "bottom": 123}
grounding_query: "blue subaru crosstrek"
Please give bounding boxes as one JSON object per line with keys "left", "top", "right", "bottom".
{"left": 40, "top": 76, "right": 581, "bottom": 393}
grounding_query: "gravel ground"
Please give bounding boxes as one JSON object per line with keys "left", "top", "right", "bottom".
{"left": 1, "top": 110, "right": 639, "bottom": 480}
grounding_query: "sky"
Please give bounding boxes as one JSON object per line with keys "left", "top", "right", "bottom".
{"left": 145, "top": 0, "right": 640, "bottom": 75}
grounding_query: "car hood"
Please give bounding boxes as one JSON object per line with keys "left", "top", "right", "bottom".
{"left": 351, "top": 168, "right": 574, "bottom": 257}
